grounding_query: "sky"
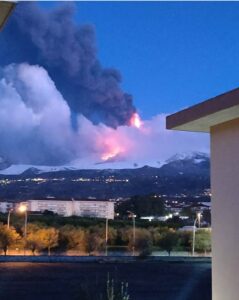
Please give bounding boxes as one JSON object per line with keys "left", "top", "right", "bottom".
{"left": 2, "top": 1, "right": 238, "bottom": 168}
{"left": 40, "top": 1, "right": 239, "bottom": 118}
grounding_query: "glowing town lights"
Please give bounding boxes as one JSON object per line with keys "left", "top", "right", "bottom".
{"left": 130, "top": 113, "right": 142, "bottom": 129}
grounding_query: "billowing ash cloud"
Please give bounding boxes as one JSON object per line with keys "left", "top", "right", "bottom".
{"left": 0, "top": 63, "right": 75, "bottom": 164}
{"left": 0, "top": 3, "right": 209, "bottom": 167}
{"left": 0, "top": 2, "right": 135, "bottom": 128}
{"left": 0, "top": 62, "right": 133, "bottom": 165}
{"left": 0, "top": 62, "right": 209, "bottom": 166}
{"left": 0, "top": 62, "right": 121, "bottom": 165}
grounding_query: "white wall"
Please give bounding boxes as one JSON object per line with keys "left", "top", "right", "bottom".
{"left": 211, "top": 118, "right": 239, "bottom": 300}
{"left": 27, "top": 199, "right": 114, "bottom": 219}
{"left": 0, "top": 202, "right": 13, "bottom": 213}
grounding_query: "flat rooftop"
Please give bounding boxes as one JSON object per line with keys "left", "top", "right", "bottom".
{"left": 166, "top": 87, "right": 239, "bottom": 132}
{"left": 0, "top": 2, "right": 15, "bottom": 31}
{"left": 27, "top": 199, "right": 111, "bottom": 202}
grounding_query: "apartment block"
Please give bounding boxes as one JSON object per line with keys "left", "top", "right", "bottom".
{"left": 26, "top": 199, "right": 114, "bottom": 219}
{"left": 0, "top": 201, "right": 14, "bottom": 213}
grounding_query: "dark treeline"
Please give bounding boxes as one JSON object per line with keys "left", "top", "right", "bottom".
{"left": 116, "top": 195, "right": 165, "bottom": 218}
{"left": 0, "top": 213, "right": 211, "bottom": 257}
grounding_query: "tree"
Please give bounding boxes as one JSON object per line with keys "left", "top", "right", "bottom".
{"left": 194, "top": 229, "right": 211, "bottom": 254}
{"left": 59, "top": 225, "right": 86, "bottom": 252}
{"left": 85, "top": 226, "right": 105, "bottom": 255}
{"left": 159, "top": 230, "right": 178, "bottom": 256}
{"left": 0, "top": 224, "right": 20, "bottom": 255}
{"left": 132, "top": 228, "right": 153, "bottom": 256}
{"left": 25, "top": 223, "right": 46, "bottom": 255}
{"left": 39, "top": 227, "right": 59, "bottom": 256}
{"left": 203, "top": 210, "right": 211, "bottom": 225}
{"left": 117, "top": 195, "right": 165, "bottom": 218}
{"left": 178, "top": 231, "right": 192, "bottom": 253}
{"left": 107, "top": 227, "right": 117, "bottom": 246}
{"left": 118, "top": 227, "right": 131, "bottom": 245}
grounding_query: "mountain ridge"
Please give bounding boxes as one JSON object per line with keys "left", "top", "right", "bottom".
{"left": 0, "top": 151, "right": 210, "bottom": 176}
{"left": 0, "top": 152, "right": 210, "bottom": 200}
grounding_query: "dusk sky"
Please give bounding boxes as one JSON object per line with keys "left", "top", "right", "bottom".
{"left": 41, "top": 1, "right": 239, "bottom": 118}
{"left": 2, "top": 1, "right": 239, "bottom": 168}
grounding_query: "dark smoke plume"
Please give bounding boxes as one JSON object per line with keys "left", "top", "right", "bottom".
{"left": 0, "top": 2, "right": 136, "bottom": 128}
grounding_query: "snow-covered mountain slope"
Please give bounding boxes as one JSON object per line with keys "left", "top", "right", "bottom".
{"left": 0, "top": 152, "right": 210, "bottom": 199}
{"left": 160, "top": 152, "right": 210, "bottom": 176}
{"left": 0, "top": 161, "right": 159, "bottom": 175}
{"left": 0, "top": 151, "right": 210, "bottom": 175}
{"left": 0, "top": 164, "right": 78, "bottom": 175}
{"left": 166, "top": 151, "right": 209, "bottom": 163}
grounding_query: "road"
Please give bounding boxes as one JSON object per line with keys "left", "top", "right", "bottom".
{"left": 0, "top": 261, "right": 211, "bottom": 300}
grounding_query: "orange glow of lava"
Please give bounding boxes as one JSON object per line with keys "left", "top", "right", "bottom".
{"left": 130, "top": 113, "right": 142, "bottom": 129}
{"left": 101, "top": 147, "right": 121, "bottom": 161}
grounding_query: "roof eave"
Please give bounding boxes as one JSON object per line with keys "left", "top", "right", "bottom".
{"left": 0, "top": 1, "right": 16, "bottom": 31}
{"left": 166, "top": 87, "right": 239, "bottom": 132}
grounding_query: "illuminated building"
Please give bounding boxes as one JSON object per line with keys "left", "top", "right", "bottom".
{"left": 26, "top": 199, "right": 114, "bottom": 219}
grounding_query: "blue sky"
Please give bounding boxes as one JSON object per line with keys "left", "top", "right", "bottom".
{"left": 0, "top": 1, "right": 214, "bottom": 166}
{"left": 41, "top": 1, "right": 239, "bottom": 119}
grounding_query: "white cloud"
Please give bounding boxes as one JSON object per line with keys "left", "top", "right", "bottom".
{"left": 0, "top": 63, "right": 209, "bottom": 167}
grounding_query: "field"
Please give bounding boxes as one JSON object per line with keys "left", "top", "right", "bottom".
{"left": 0, "top": 261, "right": 211, "bottom": 300}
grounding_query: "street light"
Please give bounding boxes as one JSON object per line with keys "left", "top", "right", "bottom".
{"left": 192, "top": 212, "right": 202, "bottom": 256}
{"left": 0, "top": 1, "right": 16, "bottom": 31}
{"left": 127, "top": 210, "right": 136, "bottom": 256}
{"left": 18, "top": 204, "right": 28, "bottom": 255}
{"left": 198, "top": 212, "right": 201, "bottom": 228}
{"left": 7, "top": 208, "right": 13, "bottom": 229}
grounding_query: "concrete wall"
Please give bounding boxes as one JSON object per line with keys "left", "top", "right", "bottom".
{"left": 26, "top": 199, "right": 114, "bottom": 219}
{"left": 73, "top": 201, "right": 114, "bottom": 219}
{"left": 0, "top": 201, "right": 13, "bottom": 213}
{"left": 27, "top": 200, "right": 73, "bottom": 216}
{"left": 211, "top": 118, "right": 239, "bottom": 300}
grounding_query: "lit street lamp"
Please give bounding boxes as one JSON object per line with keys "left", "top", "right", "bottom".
{"left": 198, "top": 212, "right": 201, "bottom": 228}
{"left": 127, "top": 210, "right": 136, "bottom": 256}
{"left": 7, "top": 208, "right": 13, "bottom": 229}
{"left": 18, "top": 204, "right": 28, "bottom": 255}
{"left": 192, "top": 212, "right": 202, "bottom": 256}
{"left": 0, "top": 1, "right": 16, "bottom": 31}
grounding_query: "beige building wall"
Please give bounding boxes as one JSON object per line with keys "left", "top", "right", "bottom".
{"left": 0, "top": 201, "right": 13, "bottom": 213}
{"left": 26, "top": 199, "right": 114, "bottom": 219}
{"left": 211, "top": 118, "right": 239, "bottom": 300}
{"left": 27, "top": 200, "right": 73, "bottom": 216}
{"left": 73, "top": 200, "right": 114, "bottom": 219}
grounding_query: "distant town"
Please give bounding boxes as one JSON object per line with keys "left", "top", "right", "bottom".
{"left": 0, "top": 152, "right": 211, "bottom": 230}
{"left": 0, "top": 152, "right": 210, "bottom": 200}
{"left": 0, "top": 151, "right": 211, "bottom": 259}
{"left": 0, "top": 194, "right": 211, "bottom": 226}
